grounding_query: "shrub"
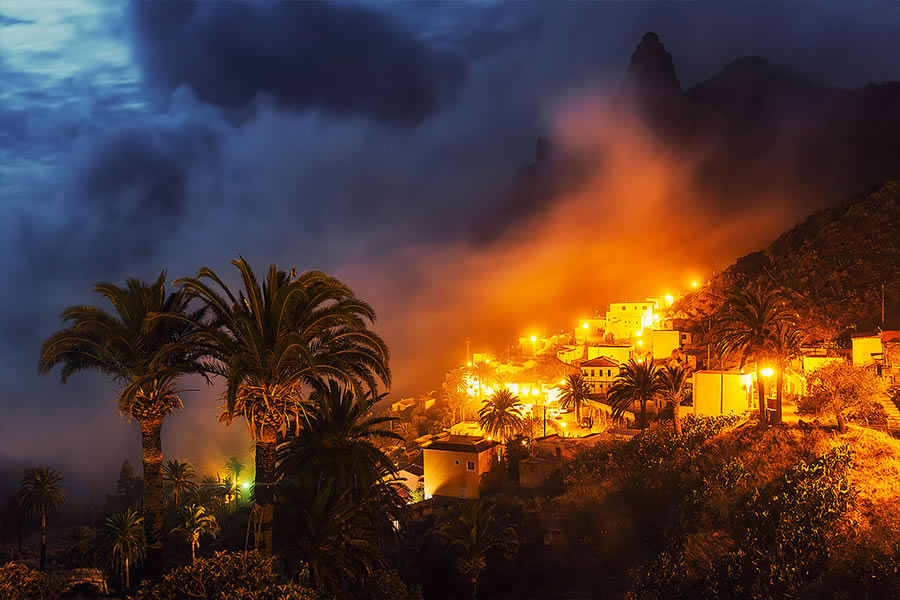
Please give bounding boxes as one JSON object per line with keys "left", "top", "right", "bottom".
{"left": 800, "top": 363, "right": 884, "bottom": 431}
{"left": 0, "top": 562, "right": 65, "bottom": 600}
{"left": 716, "top": 445, "right": 856, "bottom": 598}
{"left": 134, "top": 551, "right": 316, "bottom": 600}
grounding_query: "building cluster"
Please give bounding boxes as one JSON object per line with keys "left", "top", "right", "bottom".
{"left": 396, "top": 288, "right": 900, "bottom": 504}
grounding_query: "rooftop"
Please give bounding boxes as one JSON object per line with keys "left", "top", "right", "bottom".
{"left": 581, "top": 357, "right": 620, "bottom": 368}
{"left": 424, "top": 434, "right": 499, "bottom": 453}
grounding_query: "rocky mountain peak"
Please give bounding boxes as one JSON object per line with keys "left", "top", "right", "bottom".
{"left": 622, "top": 31, "right": 682, "bottom": 97}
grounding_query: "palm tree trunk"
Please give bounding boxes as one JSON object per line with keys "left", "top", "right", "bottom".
{"left": 640, "top": 400, "right": 646, "bottom": 430}
{"left": 139, "top": 416, "right": 165, "bottom": 578}
{"left": 40, "top": 509, "right": 46, "bottom": 571}
{"left": 254, "top": 426, "right": 277, "bottom": 556}
{"left": 125, "top": 556, "right": 130, "bottom": 589}
{"left": 673, "top": 402, "right": 682, "bottom": 436}
{"left": 773, "top": 367, "right": 784, "bottom": 425}
{"left": 755, "top": 364, "right": 767, "bottom": 426}
{"left": 191, "top": 538, "right": 197, "bottom": 563}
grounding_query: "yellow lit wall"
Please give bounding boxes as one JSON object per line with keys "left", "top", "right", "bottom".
{"left": 692, "top": 371, "right": 750, "bottom": 416}
{"left": 852, "top": 335, "right": 882, "bottom": 367}
{"left": 423, "top": 446, "right": 495, "bottom": 500}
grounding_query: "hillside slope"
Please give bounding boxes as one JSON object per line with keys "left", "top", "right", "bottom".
{"left": 672, "top": 179, "right": 900, "bottom": 343}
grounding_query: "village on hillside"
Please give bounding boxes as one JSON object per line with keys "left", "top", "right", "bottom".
{"left": 388, "top": 283, "right": 900, "bottom": 504}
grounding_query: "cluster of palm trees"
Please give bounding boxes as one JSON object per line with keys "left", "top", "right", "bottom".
{"left": 607, "top": 360, "right": 691, "bottom": 432}
{"left": 38, "top": 257, "right": 392, "bottom": 583}
{"left": 716, "top": 282, "right": 803, "bottom": 426}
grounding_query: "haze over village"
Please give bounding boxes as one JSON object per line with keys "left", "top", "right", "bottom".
{"left": 1, "top": 2, "right": 900, "bottom": 599}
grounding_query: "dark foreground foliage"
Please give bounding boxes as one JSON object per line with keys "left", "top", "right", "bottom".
{"left": 134, "top": 551, "right": 316, "bottom": 600}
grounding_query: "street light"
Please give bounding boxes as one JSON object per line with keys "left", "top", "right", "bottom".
{"left": 761, "top": 368, "right": 774, "bottom": 377}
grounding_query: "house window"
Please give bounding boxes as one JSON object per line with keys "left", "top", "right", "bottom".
{"left": 467, "top": 461, "right": 475, "bottom": 471}
{"left": 454, "top": 459, "right": 460, "bottom": 467}
{"left": 622, "top": 306, "right": 626, "bottom": 311}
{"left": 458, "top": 487, "right": 468, "bottom": 499}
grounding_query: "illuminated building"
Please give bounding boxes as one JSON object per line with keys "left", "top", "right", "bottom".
{"left": 422, "top": 435, "right": 500, "bottom": 500}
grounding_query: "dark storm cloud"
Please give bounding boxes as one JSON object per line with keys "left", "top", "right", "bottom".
{"left": 130, "top": 0, "right": 467, "bottom": 124}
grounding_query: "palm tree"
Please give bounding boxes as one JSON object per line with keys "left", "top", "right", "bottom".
{"left": 276, "top": 477, "right": 392, "bottom": 595}
{"left": 556, "top": 373, "right": 591, "bottom": 423}
{"left": 396, "top": 421, "right": 416, "bottom": 444}
{"left": 223, "top": 457, "right": 246, "bottom": 508}
{"left": 172, "top": 504, "right": 219, "bottom": 563}
{"left": 607, "top": 359, "right": 664, "bottom": 430}
{"left": 38, "top": 273, "right": 206, "bottom": 577}
{"left": 769, "top": 321, "right": 804, "bottom": 425}
{"left": 101, "top": 510, "right": 144, "bottom": 589}
{"left": 436, "top": 500, "right": 517, "bottom": 599}
{"left": 659, "top": 364, "right": 691, "bottom": 436}
{"left": 478, "top": 389, "right": 524, "bottom": 442}
{"left": 176, "top": 258, "right": 390, "bottom": 556}
{"left": 16, "top": 467, "right": 67, "bottom": 571}
{"left": 223, "top": 457, "right": 245, "bottom": 485}
{"left": 277, "top": 382, "right": 402, "bottom": 493}
{"left": 470, "top": 361, "right": 497, "bottom": 399}
{"left": 162, "top": 459, "right": 198, "bottom": 508}
{"left": 717, "top": 284, "right": 794, "bottom": 426}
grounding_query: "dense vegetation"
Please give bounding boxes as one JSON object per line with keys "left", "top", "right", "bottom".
{"left": 673, "top": 179, "right": 900, "bottom": 343}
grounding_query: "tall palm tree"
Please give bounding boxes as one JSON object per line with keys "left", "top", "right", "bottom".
{"left": 556, "top": 373, "right": 591, "bottom": 423}
{"left": 101, "top": 510, "right": 144, "bottom": 589}
{"left": 172, "top": 504, "right": 219, "bottom": 563}
{"left": 39, "top": 273, "right": 206, "bottom": 577}
{"left": 16, "top": 467, "right": 67, "bottom": 571}
{"left": 470, "top": 361, "right": 497, "bottom": 399}
{"left": 436, "top": 500, "right": 516, "bottom": 600}
{"left": 162, "top": 460, "right": 198, "bottom": 508}
{"left": 607, "top": 359, "right": 664, "bottom": 430}
{"left": 176, "top": 258, "right": 390, "bottom": 556}
{"left": 478, "top": 389, "right": 523, "bottom": 442}
{"left": 659, "top": 364, "right": 691, "bottom": 436}
{"left": 769, "top": 321, "right": 804, "bottom": 425}
{"left": 277, "top": 382, "right": 401, "bottom": 493}
{"left": 717, "top": 283, "right": 794, "bottom": 426}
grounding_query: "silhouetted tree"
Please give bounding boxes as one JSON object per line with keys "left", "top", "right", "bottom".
{"left": 16, "top": 467, "right": 67, "bottom": 571}
{"left": 659, "top": 364, "right": 691, "bottom": 436}
{"left": 177, "top": 259, "right": 390, "bottom": 557}
{"left": 717, "top": 283, "right": 794, "bottom": 426}
{"left": 436, "top": 500, "right": 517, "bottom": 599}
{"left": 556, "top": 373, "right": 591, "bottom": 423}
{"left": 478, "top": 389, "right": 524, "bottom": 442}
{"left": 608, "top": 359, "right": 664, "bottom": 430}
{"left": 163, "top": 460, "right": 198, "bottom": 508}
{"left": 101, "top": 510, "right": 144, "bottom": 589}
{"left": 39, "top": 273, "right": 207, "bottom": 577}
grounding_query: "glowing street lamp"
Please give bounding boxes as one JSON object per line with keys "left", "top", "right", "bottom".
{"left": 761, "top": 367, "right": 774, "bottom": 377}
{"left": 530, "top": 335, "right": 537, "bottom": 342}
{"left": 664, "top": 294, "right": 673, "bottom": 305}
{"left": 582, "top": 322, "right": 589, "bottom": 329}
{"left": 637, "top": 340, "right": 643, "bottom": 347}
{"left": 692, "top": 281, "right": 699, "bottom": 288}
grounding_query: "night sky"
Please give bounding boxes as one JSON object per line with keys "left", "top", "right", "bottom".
{"left": 2, "top": 1, "right": 898, "bottom": 495}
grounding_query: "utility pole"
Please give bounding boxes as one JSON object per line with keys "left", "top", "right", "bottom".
{"left": 466, "top": 337, "right": 471, "bottom": 364}
{"left": 883, "top": 283, "right": 886, "bottom": 325}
